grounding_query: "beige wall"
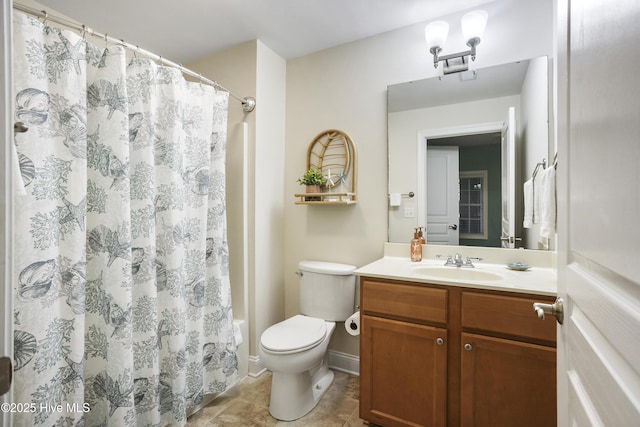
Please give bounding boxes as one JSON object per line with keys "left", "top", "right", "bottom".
{"left": 189, "top": 41, "right": 257, "bottom": 321}
{"left": 285, "top": 0, "right": 555, "bottom": 357}
{"left": 18, "top": 0, "right": 555, "bottom": 367}
{"left": 188, "top": 41, "right": 258, "bottom": 376}
{"left": 252, "top": 40, "right": 287, "bottom": 358}
{"left": 189, "top": 41, "right": 287, "bottom": 372}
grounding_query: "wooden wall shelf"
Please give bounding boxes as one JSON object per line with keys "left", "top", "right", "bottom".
{"left": 294, "top": 129, "right": 357, "bottom": 205}
{"left": 294, "top": 192, "right": 357, "bottom": 205}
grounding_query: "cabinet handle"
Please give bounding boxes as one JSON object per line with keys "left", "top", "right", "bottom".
{"left": 436, "top": 338, "right": 444, "bottom": 346}
{"left": 464, "top": 343, "right": 473, "bottom": 351}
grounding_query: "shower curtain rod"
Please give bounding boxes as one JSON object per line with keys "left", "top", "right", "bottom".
{"left": 12, "top": 2, "right": 256, "bottom": 112}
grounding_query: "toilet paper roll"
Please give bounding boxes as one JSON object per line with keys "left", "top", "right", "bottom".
{"left": 345, "top": 311, "right": 360, "bottom": 336}
{"left": 389, "top": 193, "right": 401, "bottom": 207}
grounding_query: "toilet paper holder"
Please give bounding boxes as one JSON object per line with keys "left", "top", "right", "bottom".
{"left": 345, "top": 309, "right": 361, "bottom": 336}
{"left": 348, "top": 305, "right": 360, "bottom": 329}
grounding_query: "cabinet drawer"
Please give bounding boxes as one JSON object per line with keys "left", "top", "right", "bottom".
{"left": 361, "top": 279, "right": 447, "bottom": 324}
{"left": 461, "top": 292, "right": 556, "bottom": 344}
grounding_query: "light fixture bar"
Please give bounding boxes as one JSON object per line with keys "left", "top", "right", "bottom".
{"left": 438, "top": 49, "right": 473, "bottom": 63}
{"left": 442, "top": 55, "right": 469, "bottom": 75}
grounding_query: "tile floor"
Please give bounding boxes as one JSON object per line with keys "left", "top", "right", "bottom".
{"left": 186, "top": 370, "right": 363, "bottom": 426}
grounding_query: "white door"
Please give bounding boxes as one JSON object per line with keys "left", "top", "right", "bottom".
{"left": 500, "top": 107, "right": 516, "bottom": 248}
{"left": 426, "top": 146, "right": 459, "bottom": 245}
{"left": 0, "top": 2, "right": 14, "bottom": 426}
{"left": 555, "top": 0, "right": 640, "bottom": 425}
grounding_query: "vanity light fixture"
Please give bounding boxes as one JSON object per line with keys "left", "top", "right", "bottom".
{"left": 425, "top": 10, "right": 488, "bottom": 75}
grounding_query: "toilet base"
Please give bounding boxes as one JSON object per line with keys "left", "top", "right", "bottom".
{"left": 268, "top": 359, "right": 334, "bottom": 421}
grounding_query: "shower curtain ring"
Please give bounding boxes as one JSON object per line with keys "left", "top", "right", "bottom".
{"left": 81, "top": 25, "right": 87, "bottom": 40}
{"left": 41, "top": 10, "right": 48, "bottom": 25}
{"left": 104, "top": 33, "right": 109, "bottom": 49}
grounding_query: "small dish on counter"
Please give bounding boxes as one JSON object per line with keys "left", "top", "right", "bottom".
{"left": 507, "top": 262, "right": 531, "bottom": 271}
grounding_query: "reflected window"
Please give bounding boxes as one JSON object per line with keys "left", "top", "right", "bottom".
{"left": 459, "top": 170, "right": 488, "bottom": 239}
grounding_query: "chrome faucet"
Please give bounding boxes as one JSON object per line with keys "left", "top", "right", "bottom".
{"left": 441, "top": 253, "right": 463, "bottom": 267}
{"left": 453, "top": 253, "right": 464, "bottom": 266}
{"left": 439, "top": 253, "right": 483, "bottom": 268}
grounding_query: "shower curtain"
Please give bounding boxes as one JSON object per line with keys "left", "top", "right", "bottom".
{"left": 11, "top": 12, "right": 238, "bottom": 426}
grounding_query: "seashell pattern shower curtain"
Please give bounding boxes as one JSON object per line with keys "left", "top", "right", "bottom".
{"left": 11, "top": 12, "right": 238, "bottom": 426}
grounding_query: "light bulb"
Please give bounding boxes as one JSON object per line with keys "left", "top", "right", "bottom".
{"left": 461, "top": 10, "right": 488, "bottom": 42}
{"left": 424, "top": 20, "right": 449, "bottom": 50}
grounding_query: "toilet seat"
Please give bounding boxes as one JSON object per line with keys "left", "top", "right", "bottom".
{"left": 261, "top": 315, "right": 327, "bottom": 354}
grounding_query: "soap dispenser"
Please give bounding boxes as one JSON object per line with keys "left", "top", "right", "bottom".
{"left": 417, "top": 227, "right": 426, "bottom": 244}
{"left": 411, "top": 228, "right": 422, "bottom": 262}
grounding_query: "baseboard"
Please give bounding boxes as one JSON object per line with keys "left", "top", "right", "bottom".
{"left": 248, "top": 354, "right": 266, "bottom": 378}
{"left": 248, "top": 351, "right": 359, "bottom": 377}
{"left": 328, "top": 350, "right": 360, "bottom": 376}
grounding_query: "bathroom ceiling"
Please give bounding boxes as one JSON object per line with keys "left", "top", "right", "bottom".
{"left": 37, "top": 0, "right": 494, "bottom": 62}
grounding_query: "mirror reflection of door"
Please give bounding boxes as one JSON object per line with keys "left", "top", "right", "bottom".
{"left": 501, "top": 106, "right": 517, "bottom": 248}
{"left": 426, "top": 147, "right": 459, "bottom": 245}
{"left": 427, "top": 132, "right": 502, "bottom": 248}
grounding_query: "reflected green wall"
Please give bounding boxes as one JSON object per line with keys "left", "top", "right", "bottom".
{"left": 459, "top": 143, "right": 502, "bottom": 247}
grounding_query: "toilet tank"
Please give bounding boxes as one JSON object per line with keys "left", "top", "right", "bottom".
{"left": 298, "top": 261, "right": 356, "bottom": 321}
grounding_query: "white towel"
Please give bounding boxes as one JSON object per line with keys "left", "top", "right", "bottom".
{"left": 533, "top": 173, "right": 542, "bottom": 224}
{"left": 538, "top": 166, "right": 556, "bottom": 242}
{"left": 389, "top": 193, "right": 401, "bottom": 207}
{"left": 523, "top": 178, "right": 534, "bottom": 228}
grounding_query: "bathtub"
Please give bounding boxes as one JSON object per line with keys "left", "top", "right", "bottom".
{"left": 186, "top": 319, "right": 247, "bottom": 417}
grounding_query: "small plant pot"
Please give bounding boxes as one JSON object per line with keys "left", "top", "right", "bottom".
{"left": 305, "top": 185, "right": 321, "bottom": 201}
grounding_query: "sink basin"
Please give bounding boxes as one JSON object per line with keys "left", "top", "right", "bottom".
{"left": 412, "top": 266, "right": 504, "bottom": 282}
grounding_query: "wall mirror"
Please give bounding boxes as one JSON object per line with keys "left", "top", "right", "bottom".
{"left": 388, "top": 56, "right": 552, "bottom": 250}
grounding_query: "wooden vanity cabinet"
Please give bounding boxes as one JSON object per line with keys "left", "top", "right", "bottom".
{"left": 361, "top": 316, "right": 447, "bottom": 427}
{"left": 359, "top": 277, "right": 557, "bottom": 427}
{"left": 360, "top": 280, "right": 449, "bottom": 427}
{"left": 459, "top": 291, "right": 557, "bottom": 427}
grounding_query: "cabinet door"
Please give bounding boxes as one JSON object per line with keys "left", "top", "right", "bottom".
{"left": 460, "top": 332, "right": 556, "bottom": 427}
{"left": 360, "top": 315, "right": 447, "bottom": 427}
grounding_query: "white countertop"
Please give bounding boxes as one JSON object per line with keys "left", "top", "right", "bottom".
{"left": 355, "top": 255, "right": 557, "bottom": 296}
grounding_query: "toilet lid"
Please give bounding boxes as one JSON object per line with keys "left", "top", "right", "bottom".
{"left": 261, "top": 315, "right": 327, "bottom": 353}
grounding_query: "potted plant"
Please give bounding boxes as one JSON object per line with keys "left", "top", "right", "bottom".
{"left": 297, "top": 168, "right": 327, "bottom": 199}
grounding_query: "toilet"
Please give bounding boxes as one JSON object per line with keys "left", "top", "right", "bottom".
{"left": 258, "top": 260, "right": 356, "bottom": 421}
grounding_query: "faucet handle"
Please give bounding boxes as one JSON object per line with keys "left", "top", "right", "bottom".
{"left": 437, "top": 254, "right": 455, "bottom": 266}
{"left": 465, "top": 257, "right": 483, "bottom": 267}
